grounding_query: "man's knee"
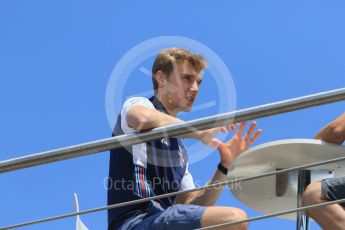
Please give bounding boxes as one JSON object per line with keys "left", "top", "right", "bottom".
{"left": 222, "top": 207, "right": 248, "bottom": 229}
{"left": 228, "top": 208, "right": 248, "bottom": 222}
{"left": 303, "top": 182, "right": 322, "bottom": 205}
{"left": 303, "top": 182, "right": 324, "bottom": 217}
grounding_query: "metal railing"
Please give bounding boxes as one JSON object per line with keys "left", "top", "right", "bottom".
{"left": 3, "top": 153, "right": 345, "bottom": 229}
{"left": 1, "top": 87, "right": 345, "bottom": 173}
{"left": 1, "top": 87, "right": 345, "bottom": 229}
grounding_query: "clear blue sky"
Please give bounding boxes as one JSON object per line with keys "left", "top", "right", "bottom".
{"left": 1, "top": 0, "right": 345, "bottom": 229}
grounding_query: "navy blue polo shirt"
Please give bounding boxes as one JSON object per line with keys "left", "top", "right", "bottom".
{"left": 107, "top": 96, "right": 195, "bottom": 229}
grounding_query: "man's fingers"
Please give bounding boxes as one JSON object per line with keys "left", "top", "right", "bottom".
{"left": 210, "top": 138, "right": 223, "bottom": 148}
{"left": 229, "top": 124, "right": 236, "bottom": 131}
{"left": 243, "top": 121, "right": 257, "bottom": 140}
{"left": 219, "top": 124, "right": 237, "bottom": 133}
{"left": 236, "top": 122, "right": 247, "bottom": 137}
{"left": 247, "top": 129, "right": 263, "bottom": 145}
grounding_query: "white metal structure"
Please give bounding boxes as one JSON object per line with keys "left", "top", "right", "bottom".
{"left": 228, "top": 139, "right": 345, "bottom": 229}
{"left": 73, "top": 193, "right": 89, "bottom": 230}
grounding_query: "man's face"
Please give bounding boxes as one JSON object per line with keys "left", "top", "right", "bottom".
{"left": 162, "top": 60, "right": 202, "bottom": 113}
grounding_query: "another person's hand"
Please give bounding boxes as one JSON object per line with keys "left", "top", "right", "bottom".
{"left": 314, "top": 112, "right": 345, "bottom": 145}
{"left": 218, "top": 122, "right": 262, "bottom": 168}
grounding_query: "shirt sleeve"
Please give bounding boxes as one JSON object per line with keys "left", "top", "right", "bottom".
{"left": 180, "top": 163, "right": 196, "bottom": 190}
{"left": 120, "top": 97, "right": 155, "bottom": 134}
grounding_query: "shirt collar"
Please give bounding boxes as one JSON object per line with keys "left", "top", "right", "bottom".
{"left": 149, "top": 96, "right": 169, "bottom": 114}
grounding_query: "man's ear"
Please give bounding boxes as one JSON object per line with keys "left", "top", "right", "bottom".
{"left": 155, "top": 70, "right": 166, "bottom": 88}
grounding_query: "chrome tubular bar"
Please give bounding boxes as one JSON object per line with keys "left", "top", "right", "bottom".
{"left": 3, "top": 154, "right": 345, "bottom": 229}
{"left": 1, "top": 87, "right": 345, "bottom": 173}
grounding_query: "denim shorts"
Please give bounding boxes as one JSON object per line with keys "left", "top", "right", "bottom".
{"left": 321, "top": 176, "right": 345, "bottom": 208}
{"left": 120, "top": 203, "right": 206, "bottom": 230}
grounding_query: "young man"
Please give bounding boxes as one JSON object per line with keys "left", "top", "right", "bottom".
{"left": 107, "top": 48, "right": 262, "bottom": 230}
{"left": 303, "top": 113, "right": 345, "bottom": 230}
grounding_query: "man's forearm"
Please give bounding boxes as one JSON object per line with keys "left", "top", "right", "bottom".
{"left": 126, "top": 106, "right": 182, "bottom": 131}
{"left": 126, "top": 105, "right": 201, "bottom": 139}
{"left": 188, "top": 167, "right": 228, "bottom": 206}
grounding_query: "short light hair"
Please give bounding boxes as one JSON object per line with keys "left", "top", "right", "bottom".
{"left": 151, "top": 48, "right": 207, "bottom": 94}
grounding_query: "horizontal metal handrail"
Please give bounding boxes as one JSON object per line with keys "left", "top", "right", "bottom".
{"left": 2, "top": 153, "right": 345, "bottom": 229}
{"left": 0, "top": 87, "right": 345, "bottom": 173}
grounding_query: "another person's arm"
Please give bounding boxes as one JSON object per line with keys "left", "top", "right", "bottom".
{"left": 314, "top": 112, "right": 345, "bottom": 144}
